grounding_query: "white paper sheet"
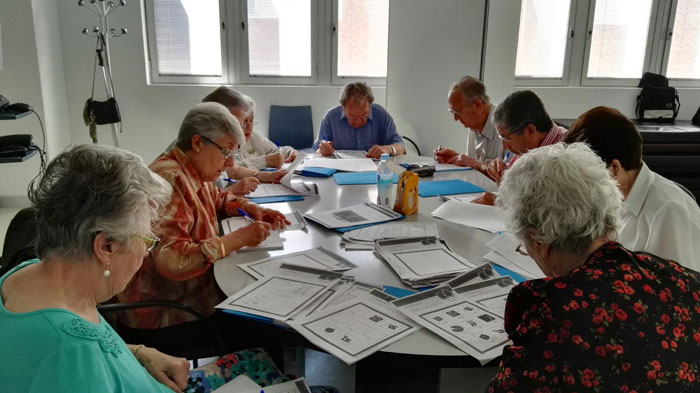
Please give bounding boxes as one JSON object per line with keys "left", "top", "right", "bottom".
{"left": 216, "top": 264, "right": 343, "bottom": 320}
{"left": 246, "top": 155, "right": 317, "bottom": 197}
{"left": 213, "top": 375, "right": 260, "bottom": 393}
{"left": 343, "top": 222, "right": 440, "bottom": 243}
{"left": 322, "top": 280, "right": 382, "bottom": 310}
{"left": 453, "top": 276, "right": 517, "bottom": 317}
{"left": 285, "top": 211, "right": 307, "bottom": 230}
{"left": 238, "top": 247, "right": 358, "bottom": 279}
{"left": 221, "top": 217, "right": 283, "bottom": 251}
{"left": 334, "top": 150, "right": 368, "bottom": 159}
{"left": 288, "top": 290, "right": 420, "bottom": 364}
{"left": 392, "top": 286, "right": 509, "bottom": 365}
{"left": 485, "top": 233, "right": 545, "bottom": 279}
{"left": 235, "top": 378, "right": 311, "bottom": 393}
{"left": 304, "top": 203, "right": 402, "bottom": 229}
{"left": 299, "top": 157, "right": 378, "bottom": 172}
{"left": 431, "top": 200, "right": 508, "bottom": 233}
{"left": 445, "top": 263, "right": 503, "bottom": 289}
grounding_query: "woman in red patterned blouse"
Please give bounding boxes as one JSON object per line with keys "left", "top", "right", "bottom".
{"left": 488, "top": 142, "right": 700, "bottom": 392}
{"left": 117, "top": 103, "right": 289, "bottom": 329}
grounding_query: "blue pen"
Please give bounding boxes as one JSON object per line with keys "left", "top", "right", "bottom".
{"left": 223, "top": 178, "right": 237, "bottom": 183}
{"left": 504, "top": 151, "right": 511, "bottom": 162}
{"left": 237, "top": 208, "right": 256, "bottom": 224}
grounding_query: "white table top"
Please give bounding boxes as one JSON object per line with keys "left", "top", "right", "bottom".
{"left": 213, "top": 156, "right": 499, "bottom": 356}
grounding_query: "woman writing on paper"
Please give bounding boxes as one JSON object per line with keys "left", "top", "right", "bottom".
{"left": 487, "top": 143, "right": 700, "bottom": 392}
{"left": 117, "top": 103, "right": 289, "bottom": 330}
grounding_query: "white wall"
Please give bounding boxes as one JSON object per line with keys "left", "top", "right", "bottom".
{"left": 0, "top": 0, "right": 71, "bottom": 207}
{"left": 385, "top": 0, "right": 486, "bottom": 156}
{"left": 54, "top": 2, "right": 385, "bottom": 164}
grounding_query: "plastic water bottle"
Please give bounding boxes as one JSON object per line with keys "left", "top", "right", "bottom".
{"left": 377, "top": 153, "right": 393, "bottom": 207}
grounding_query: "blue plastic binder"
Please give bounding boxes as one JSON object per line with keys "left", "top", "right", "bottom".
{"left": 417, "top": 180, "right": 484, "bottom": 197}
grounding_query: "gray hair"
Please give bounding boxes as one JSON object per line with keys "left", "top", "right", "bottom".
{"left": 28, "top": 144, "right": 172, "bottom": 261}
{"left": 449, "top": 76, "right": 490, "bottom": 105}
{"left": 493, "top": 90, "right": 552, "bottom": 134}
{"left": 176, "top": 102, "right": 245, "bottom": 151}
{"left": 497, "top": 143, "right": 622, "bottom": 254}
{"left": 242, "top": 94, "right": 256, "bottom": 114}
{"left": 202, "top": 86, "right": 251, "bottom": 114}
{"left": 339, "top": 82, "right": 375, "bottom": 106}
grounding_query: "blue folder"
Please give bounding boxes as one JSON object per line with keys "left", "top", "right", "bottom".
{"left": 492, "top": 264, "right": 527, "bottom": 283}
{"left": 247, "top": 195, "right": 304, "bottom": 204}
{"left": 299, "top": 167, "right": 337, "bottom": 177}
{"left": 417, "top": 180, "right": 484, "bottom": 197}
{"left": 333, "top": 172, "right": 399, "bottom": 185}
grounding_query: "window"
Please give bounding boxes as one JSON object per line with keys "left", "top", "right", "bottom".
{"left": 515, "top": 0, "right": 700, "bottom": 87}
{"left": 585, "top": 0, "right": 653, "bottom": 79}
{"left": 515, "top": 0, "right": 572, "bottom": 80}
{"left": 144, "top": 0, "right": 390, "bottom": 85}
{"left": 665, "top": 0, "right": 700, "bottom": 79}
{"left": 336, "top": 0, "right": 390, "bottom": 78}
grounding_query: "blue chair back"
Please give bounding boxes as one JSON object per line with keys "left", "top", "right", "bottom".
{"left": 268, "top": 105, "right": 313, "bottom": 150}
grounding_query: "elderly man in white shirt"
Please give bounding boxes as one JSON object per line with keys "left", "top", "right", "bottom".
{"left": 565, "top": 106, "right": 700, "bottom": 271}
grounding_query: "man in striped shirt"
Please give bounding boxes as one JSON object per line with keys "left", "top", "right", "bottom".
{"left": 474, "top": 90, "right": 567, "bottom": 205}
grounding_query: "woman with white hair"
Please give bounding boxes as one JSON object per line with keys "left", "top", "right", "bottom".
{"left": 0, "top": 144, "right": 191, "bottom": 392}
{"left": 487, "top": 143, "right": 700, "bottom": 392}
{"left": 117, "top": 102, "right": 289, "bottom": 330}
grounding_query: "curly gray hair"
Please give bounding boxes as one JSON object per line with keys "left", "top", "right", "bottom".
{"left": 497, "top": 142, "right": 622, "bottom": 254}
{"left": 176, "top": 102, "right": 245, "bottom": 151}
{"left": 28, "top": 144, "right": 172, "bottom": 260}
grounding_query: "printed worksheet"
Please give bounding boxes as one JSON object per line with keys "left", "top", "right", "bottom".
{"left": 289, "top": 290, "right": 420, "bottom": 364}
{"left": 285, "top": 210, "right": 308, "bottom": 230}
{"left": 221, "top": 216, "right": 283, "bottom": 251}
{"left": 453, "top": 277, "right": 517, "bottom": 317}
{"left": 392, "top": 286, "right": 509, "bottom": 365}
{"left": 238, "top": 247, "right": 357, "bottom": 279}
{"left": 343, "top": 222, "right": 440, "bottom": 242}
{"left": 445, "top": 263, "right": 503, "bottom": 289}
{"left": 231, "top": 378, "right": 311, "bottom": 393}
{"left": 216, "top": 264, "right": 343, "bottom": 320}
{"left": 334, "top": 150, "right": 368, "bottom": 159}
{"left": 299, "top": 157, "right": 378, "bottom": 172}
{"left": 321, "top": 280, "right": 383, "bottom": 310}
{"left": 304, "top": 203, "right": 402, "bottom": 229}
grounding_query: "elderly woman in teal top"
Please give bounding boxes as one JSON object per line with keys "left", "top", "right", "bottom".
{"left": 0, "top": 144, "right": 190, "bottom": 392}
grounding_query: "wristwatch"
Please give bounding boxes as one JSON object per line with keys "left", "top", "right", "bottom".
{"left": 390, "top": 145, "right": 397, "bottom": 156}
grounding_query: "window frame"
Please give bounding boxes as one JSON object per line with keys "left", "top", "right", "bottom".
{"left": 143, "top": 0, "right": 229, "bottom": 85}
{"left": 514, "top": 0, "right": 579, "bottom": 87}
{"left": 143, "top": 0, "right": 390, "bottom": 86}
{"left": 330, "top": 0, "right": 388, "bottom": 86}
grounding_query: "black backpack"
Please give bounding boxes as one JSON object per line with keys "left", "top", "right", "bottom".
{"left": 636, "top": 72, "right": 680, "bottom": 123}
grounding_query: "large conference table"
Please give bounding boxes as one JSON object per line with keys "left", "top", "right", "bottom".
{"left": 213, "top": 155, "right": 500, "bottom": 358}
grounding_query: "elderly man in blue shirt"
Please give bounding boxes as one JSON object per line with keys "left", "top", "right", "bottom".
{"left": 313, "top": 82, "right": 405, "bottom": 158}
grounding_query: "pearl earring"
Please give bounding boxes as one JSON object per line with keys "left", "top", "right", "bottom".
{"left": 104, "top": 261, "right": 111, "bottom": 277}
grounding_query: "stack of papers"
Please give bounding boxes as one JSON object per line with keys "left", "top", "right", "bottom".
{"left": 482, "top": 233, "right": 545, "bottom": 279}
{"left": 221, "top": 216, "right": 283, "bottom": 251}
{"left": 298, "top": 157, "right": 378, "bottom": 172}
{"left": 392, "top": 267, "right": 516, "bottom": 365}
{"left": 289, "top": 289, "right": 420, "bottom": 364}
{"left": 238, "top": 247, "right": 357, "bottom": 279}
{"left": 341, "top": 222, "right": 440, "bottom": 250}
{"left": 334, "top": 150, "right": 368, "bottom": 159}
{"left": 431, "top": 200, "right": 508, "bottom": 233}
{"left": 373, "top": 236, "right": 477, "bottom": 288}
{"left": 304, "top": 203, "right": 403, "bottom": 230}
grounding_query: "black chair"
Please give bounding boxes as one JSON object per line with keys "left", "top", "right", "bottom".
{"left": 0, "top": 207, "right": 37, "bottom": 277}
{"left": 402, "top": 135, "right": 421, "bottom": 156}
{"left": 269, "top": 105, "right": 314, "bottom": 150}
{"left": 98, "top": 301, "right": 227, "bottom": 367}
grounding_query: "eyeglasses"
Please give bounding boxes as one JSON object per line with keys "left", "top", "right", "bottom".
{"left": 497, "top": 129, "right": 521, "bottom": 143}
{"left": 136, "top": 234, "right": 161, "bottom": 252}
{"left": 516, "top": 242, "right": 528, "bottom": 256}
{"left": 198, "top": 135, "right": 235, "bottom": 160}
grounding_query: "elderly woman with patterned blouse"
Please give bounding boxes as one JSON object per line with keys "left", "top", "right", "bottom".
{"left": 487, "top": 142, "right": 700, "bottom": 392}
{"left": 117, "top": 102, "right": 288, "bottom": 330}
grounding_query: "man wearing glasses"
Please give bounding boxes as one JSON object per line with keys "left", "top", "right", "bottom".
{"left": 435, "top": 76, "right": 503, "bottom": 170}
{"left": 473, "top": 90, "right": 567, "bottom": 205}
{"left": 313, "top": 81, "right": 405, "bottom": 159}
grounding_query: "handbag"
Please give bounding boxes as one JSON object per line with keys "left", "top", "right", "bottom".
{"left": 83, "top": 34, "right": 121, "bottom": 142}
{"left": 636, "top": 86, "right": 680, "bottom": 122}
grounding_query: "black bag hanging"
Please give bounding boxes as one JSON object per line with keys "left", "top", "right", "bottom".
{"left": 83, "top": 34, "right": 121, "bottom": 142}
{"left": 636, "top": 72, "right": 680, "bottom": 123}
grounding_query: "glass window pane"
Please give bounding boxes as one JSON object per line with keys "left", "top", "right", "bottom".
{"left": 153, "top": 0, "right": 222, "bottom": 76}
{"left": 337, "top": 0, "right": 389, "bottom": 78}
{"left": 667, "top": 0, "right": 700, "bottom": 79}
{"left": 247, "top": 0, "right": 311, "bottom": 77}
{"left": 587, "top": 0, "right": 653, "bottom": 79}
{"left": 515, "top": 0, "right": 571, "bottom": 78}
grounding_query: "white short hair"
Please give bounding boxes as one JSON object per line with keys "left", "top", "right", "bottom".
{"left": 497, "top": 142, "right": 622, "bottom": 253}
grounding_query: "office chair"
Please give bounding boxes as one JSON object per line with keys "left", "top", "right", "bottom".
{"left": 402, "top": 136, "right": 421, "bottom": 156}
{"left": 673, "top": 180, "right": 697, "bottom": 202}
{"left": 268, "top": 105, "right": 314, "bottom": 150}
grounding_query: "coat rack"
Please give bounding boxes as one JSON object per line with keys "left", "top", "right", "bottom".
{"left": 79, "top": 0, "right": 127, "bottom": 147}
